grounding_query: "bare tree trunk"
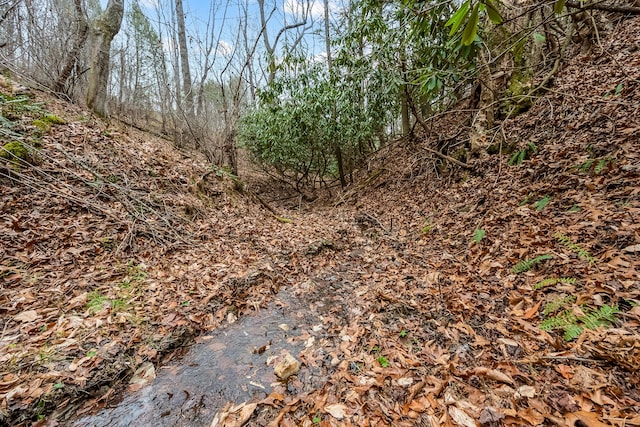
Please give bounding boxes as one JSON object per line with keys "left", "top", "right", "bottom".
{"left": 324, "top": 0, "right": 346, "bottom": 188}
{"left": 168, "top": 2, "right": 183, "bottom": 146}
{"left": 175, "top": 0, "right": 194, "bottom": 119}
{"left": 196, "top": 2, "right": 227, "bottom": 116}
{"left": 117, "top": 47, "right": 126, "bottom": 113}
{"left": 399, "top": 7, "right": 411, "bottom": 138}
{"left": 0, "top": 0, "right": 21, "bottom": 25}
{"left": 86, "top": 0, "right": 124, "bottom": 117}
{"left": 257, "top": 0, "right": 276, "bottom": 84}
{"left": 53, "top": 0, "right": 88, "bottom": 96}
{"left": 400, "top": 81, "right": 411, "bottom": 137}
{"left": 0, "top": 0, "right": 20, "bottom": 61}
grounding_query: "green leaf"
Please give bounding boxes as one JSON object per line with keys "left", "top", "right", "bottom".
{"left": 462, "top": 4, "right": 480, "bottom": 46}
{"left": 553, "top": 0, "right": 566, "bottom": 14}
{"left": 485, "top": 0, "right": 503, "bottom": 24}
{"left": 446, "top": 0, "right": 471, "bottom": 36}
{"left": 533, "top": 32, "right": 546, "bottom": 43}
{"left": 472, "top": 228, "right": 486, "bottom": 244}
{"left": 377, "top": 356, "right": 390, "bottom": 368}
{"left": 427, "top": 76, "right": 437, "bottom": 92}
{"left": 512, "top": 254, "right": 553, "bottom": 274}
{"left": 534, "top": 196, "right": 551, "bottom": 211}
{"left": 563, "top": 323, "right": 583, "bottom": 341}
{"left": 614, "top": 83, "right": 623, "bottom": 96}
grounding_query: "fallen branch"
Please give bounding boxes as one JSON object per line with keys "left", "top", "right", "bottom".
{"left": 566, "top": 1, "right": 640, "bottom": 14}
{"left": 250, "top": 190, "right": 279, "bottom": 216}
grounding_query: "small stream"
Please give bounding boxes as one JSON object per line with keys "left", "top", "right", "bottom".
{"left": 73, "top": 294, "right": 304, "bottom": 426}
{"left": 73, "top": 277, "right": 351, "bottom": 427}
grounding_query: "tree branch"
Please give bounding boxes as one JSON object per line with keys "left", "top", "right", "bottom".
{"left": 408, "top": 98, "right": 472, "bottom": 169}
{"left": 272, "top": 20, "right": 308, "bottom": 52}
{"left": 566, "top": 1, "right": 640, "bottom": 14}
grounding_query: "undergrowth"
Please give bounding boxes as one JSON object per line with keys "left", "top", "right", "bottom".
{"left": 533, "top": 277, "right": 576, "bottom": 290}
{"left": 0, "top": 89, "right": 65, "bottom": 169}
{"left": 540, "top": 303, "right": 620, "bottom": 341}
{"left": 543, "top": 295, "right": 576, "bottom": 316}
{"left": 512, "top": 254, "right": 553, "bottom": 273}
{"left": 509, "top": 142, "right": 537, "bottom": 166}
{"left": 554, "top": 233, "right": 595, "bottom": 264}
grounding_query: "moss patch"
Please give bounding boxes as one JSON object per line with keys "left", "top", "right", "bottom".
{"left": 501, "top": 72, "right": 534, "bottom": 118}
{"left": 32, "top": 119, "right": 51, "bottom": 133}
{"left": 41, "top": 114, "right": 65, "bottom": 125}
{"left": 1, "top": 140, "right": 30, "bottom": 164}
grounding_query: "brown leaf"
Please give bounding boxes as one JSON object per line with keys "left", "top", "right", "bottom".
{"left": 325, "top": 403, "right": 348, "bottom": 420}
{"left": 408, "top": 396, "right": 431, "bottom": 413}
{"left": 14, "top": 310, "right": 39, "bottom": 322}
{"left": 274, "top": 352, "right": 301, "bottom": 380}
{"left": 523, "top": 300, "right": 543, "bottom": 320}
{"left": 556, "top": 364, "right": 574, "bottom": 379}
{"left": 479, "top": 407, "right": 505, "bottom": 425}
{"left": 448, "top": 405, "right": 476, "bottom": 427}
{"left": 473, "top": 367, "right": 515, "bottom": 385}
{"left": 128, "top": 362, "right": 155, "bottom": 391}
{"left": 564, "top": 411, "right": 611, "bottom": 427}
{"left": 210, "top": 401, "right": 257, "bottom": 427}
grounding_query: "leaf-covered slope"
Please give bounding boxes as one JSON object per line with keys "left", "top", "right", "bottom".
{"left": 0, "top": 81, "right": 288, "bottom": 425}
{"left": 285, "top": 15, "right": 640, "bottom": 426}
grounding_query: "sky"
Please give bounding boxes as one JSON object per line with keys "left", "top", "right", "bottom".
{"left": 134, "top": 0, "right": 341, "bottom": 52}
{"left": 99, "top": 0, "right": 343, "bottom": 85}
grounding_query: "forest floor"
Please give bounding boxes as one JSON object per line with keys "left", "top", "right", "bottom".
{"left": 2, "top": 15, "right": 640, "bottom": 427}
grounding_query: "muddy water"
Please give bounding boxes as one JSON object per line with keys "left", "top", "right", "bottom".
{"left": 73, "top": 292, "right": 310, "bottom": 427}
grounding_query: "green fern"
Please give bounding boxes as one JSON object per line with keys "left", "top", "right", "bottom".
{"left": 509, "top": 149, "right": 527, "bottom": 166}
{"left": 543, "top": 295, "right": 576, "bottom": 316}
{"left": 581, "top": 304, "right": 619, "bottom": 329}
{"left": 540, "top": 304, "right": 619, "bottom": 341}
{"left": 471, "top": 228, "right": 486, "bottom": 244}
{"left": 577, "top": 159, "right": 595, "bottom": 173}
{"left": 554, "top": 233, "right": 595, "bottom": 264}
{"left": 540, "top": 310, "right": 578, "bottom": 331}
{"left": 533, "top": 277, "right": 576, "bottom": 290}
{"left": 563, "top": 324, "right": 584, "bottom": 341}
{"left": 512, "top": 254, "right": 553, "bottom": 274}
{"left": 576, "top": 157, "right": 614, "bottom": 175}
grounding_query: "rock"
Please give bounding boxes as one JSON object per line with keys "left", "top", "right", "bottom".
{"left": 274, "top": 352, "right": 300, "bottom": 380}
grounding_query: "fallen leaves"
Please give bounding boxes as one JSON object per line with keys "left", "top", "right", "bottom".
{"left": 13, "top": 310, "right": 39, "bottom": 323}
{"left": 211, "top": 402, "right": 257, "bottom": 427}
{"left": 2, "top": 15, "right": 640, "bottom": 427}
{"left": 128, "top": 362, "right": 156, "bottom": 392}
{"left": 324, "top": 403, "right": 349, "bottom": 420}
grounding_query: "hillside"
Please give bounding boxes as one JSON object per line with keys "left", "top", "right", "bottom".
{"left": 1, "top": 16, "right": 639, "bottom": 427}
